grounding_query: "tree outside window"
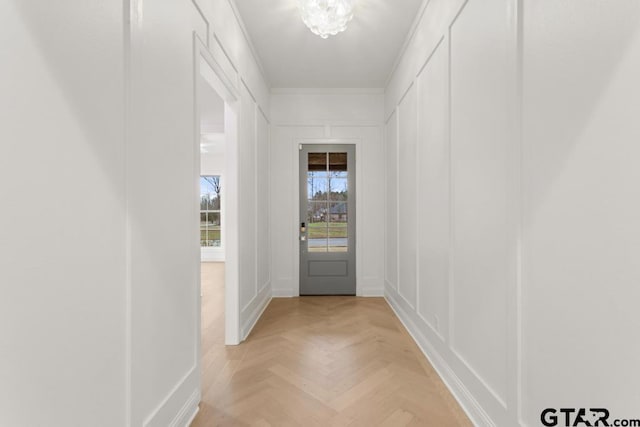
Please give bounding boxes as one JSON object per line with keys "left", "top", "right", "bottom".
{"left": 200, "top": 176, "right": 221, "bottom": 247}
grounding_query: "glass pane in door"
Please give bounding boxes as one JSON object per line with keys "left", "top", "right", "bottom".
{"left": 308, "top": 222, "right": 328, "bottom": 253}
{"left": 329, "top": 152, "right": 347, "bottom": 171}
{"left": 307, "top": 172, "right": 328, "bottom": 200}
{"left": 328, "top": 202, "right": 348, "bottom": 252}
{"left": 306, "top": 151, "right": 350, "bottom": 253}
{"left": 308, "top": 152, "right": 327, "bottom": 171}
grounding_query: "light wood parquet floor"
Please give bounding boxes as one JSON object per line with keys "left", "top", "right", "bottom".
{"left": 191, "top": 262, "right": 471, "bottom": 427}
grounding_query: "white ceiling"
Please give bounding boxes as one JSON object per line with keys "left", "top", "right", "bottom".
{"left": 200, "top": 133, "right": 225, "bottom": 155}
{"left": 234, "top": 0, "right": 424, "bottom": 88}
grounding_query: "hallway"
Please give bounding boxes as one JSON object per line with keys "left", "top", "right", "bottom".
{"left": 193, "top": 263, "right": 470, "bottom": 426}
{"left": 4, "top": 1, "right": 640, "bottom": 426}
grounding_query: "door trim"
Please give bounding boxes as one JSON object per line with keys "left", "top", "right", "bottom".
{"left": 195, "top": 35, "right": 241, "bottom": 346}
{"left": 292, "top": 138, "right": 363, "bottom": 296}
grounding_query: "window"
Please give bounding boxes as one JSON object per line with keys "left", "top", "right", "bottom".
{"left": 200, "top": 176, "right": 221, "bottom": 247}
{"left": 307, "top": 152, "right": 349, "bottom": 253}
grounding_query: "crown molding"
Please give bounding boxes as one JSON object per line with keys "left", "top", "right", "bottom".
{"left": 384, "top": 0, "right": 432, "bottom": 88}
{"left": 270, "top": 87, "right": 384, "bottom": 95}
{"left": 225, "top": 0, "right": 271, "bottom": 88}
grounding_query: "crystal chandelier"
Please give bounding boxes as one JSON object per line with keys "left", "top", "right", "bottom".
{"left": 297, "top": 0, "right": 354, "bottom": 39}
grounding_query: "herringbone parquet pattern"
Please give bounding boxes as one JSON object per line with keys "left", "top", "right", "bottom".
{"left": 192, "top": 263, "right": 471, "bottom": 426}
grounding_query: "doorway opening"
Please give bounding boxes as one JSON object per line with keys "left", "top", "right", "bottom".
{"left": 198, "top": 69, "right": 227, "bottom": 380}
{"left": 196, "top": 42, "right": 240, "bottom": 349}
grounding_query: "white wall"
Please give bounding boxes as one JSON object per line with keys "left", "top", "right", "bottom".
{"left": 128, "top": 0, "right": 271, "bottom": 424}
{"left": 201, "top": 149, "right": 225, "bottom": 175}
{"left": 384, "top": 0, "right": 640, "bottom": 426}
{"left": 0, "top": 1, "right": 126, "bottom": 426}
{"left": 236, "top": 82, "right": 272, "bottom": 340}
{"left": 0, "top": 0, "right": 270, "bottom": 426}
{"left": 270, "top": 89, "right": 386, "bottom": 297}
{"left": 521, "top": 1, "right": 640, "bottom": 425}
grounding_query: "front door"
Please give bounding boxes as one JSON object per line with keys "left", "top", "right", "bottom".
{"left": 299, "top": 144, "right": 356, "bottom": 295}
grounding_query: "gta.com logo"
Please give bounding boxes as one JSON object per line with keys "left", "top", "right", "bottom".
{"left": 541, "top": 408, "right": 640, "bottom": 427}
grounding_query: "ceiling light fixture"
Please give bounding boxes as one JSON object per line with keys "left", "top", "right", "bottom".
{"left": 297, "top": 0, "right": 354, "bottom": 39}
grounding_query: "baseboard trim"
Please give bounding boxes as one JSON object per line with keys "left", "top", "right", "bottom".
{"left": 184, "top": 406, "right": 199, "bottom": 427}
{"left": 357, "top": 287, "right": 385, "bottom": 297}
{"left": 357, "top": 277, "right": 385, "bottom": 297}
{"left": 170, "top": 389, "right": 200, "bottom": 427}
{"left": 143, "top": 366, "right": 199, "bottom": 427}
{"left": 272, "top": 289, "right": 296, "bottom": 297}
{"left": 200, "top": 251, "right": 224, "bottom": 262}
{"left": 241, "top": 286, "right": 272, "bottom": 340}
{"left": 385, "top": 288, "right": 495, "bottom": 427}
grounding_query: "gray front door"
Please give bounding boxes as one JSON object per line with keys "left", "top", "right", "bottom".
{"left": 299, "top": 144, "right": 356, "bottom": 295}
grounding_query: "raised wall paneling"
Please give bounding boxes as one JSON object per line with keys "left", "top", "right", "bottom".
{"left": 268, "top": 90, "right": 385, "bottom": 297}
{"left": 384, "top": 111, "right": 399, "bottom": 291}
{"left": 522, "top": 0, "right": 640, "bottom": 424}
{"left": 239, "top": 83, "right": 258, "bottom": 311}
{"left": 270, "top": 90, "right": 385, "bottom": 125}
{"left": 2, "top": 0, "right": 271, "bottom": 426}
{"left": 449, "top": 0, "right": 510, "bottom": 409}
{"left": 128, "top": 1, "right": 204, "bottom": 425}
{"left": 384, "top": 0, "right": 519, "bottom": 425}
{"left": 383, "top": 0, "right": 640, "bottom": 425}
{"left": 209, "top": 36, "right": 239, "bottom": 91}
{"left": 416, "top": 38, "right": 449, "bottom": 342}
{"left": 330, "top": 126, "right": 385, "bottom": 295}
{"left": 257, "top": 111, "right": 270, "bottom": 291}
{"left": 398, "top": 85, "right": 418, "bottom": 308}
{"left": 190, "top": 2, "right": 209, "bottom": 48}
{"left": 269, "top": 126, "right": 325, "bottom": 296}
{"left": 269, "top": 127, "right": 297, "bottom": 295}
